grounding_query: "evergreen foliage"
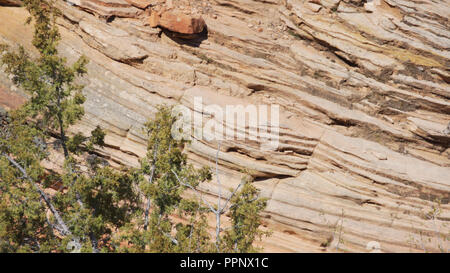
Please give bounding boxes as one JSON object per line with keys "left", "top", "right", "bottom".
{"left": 0, "top": 0, "right": 270, "bottom": 253}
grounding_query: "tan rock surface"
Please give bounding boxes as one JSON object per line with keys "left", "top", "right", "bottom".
{"left": 67, "top": 0, "right": 142, "bottom": 18}
{"left": 0, "top": 0, "right": 21, "bottom": 6}
{"left": 0, "top": 0, "right": 449, "bottom": 252}
{"left": 124, "top": 0, "right": 153, "bottom": 9}
{"left": 157, "top": 10, "right": 205, "bottom": 34}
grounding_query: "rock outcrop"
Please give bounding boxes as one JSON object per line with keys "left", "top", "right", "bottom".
{"left": 65, "top": 0, "right": 142, "bottom": 18}
{"left": 0, "top": 0, "right": 21, "bottom": 6}
{"left": 124, "top": 0, "right": 153, "bottom": 9}
{"left": 0, "top": 0, "right": 449, "bottom": 252}
{"left": 151, "top": 10, "right": 206, "bottom": 34}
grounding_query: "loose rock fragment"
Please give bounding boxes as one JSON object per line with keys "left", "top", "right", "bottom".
{"left": 151, "top": 10, "right": 206, "bottom": 34}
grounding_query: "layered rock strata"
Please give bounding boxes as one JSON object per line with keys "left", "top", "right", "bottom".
{"left": 0, "top": 0, "right": 449, "bottom": 252}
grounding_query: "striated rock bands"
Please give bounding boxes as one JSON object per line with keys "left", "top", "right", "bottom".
{"left": 66, "top": 0, "right": 142, "bottom": 18}
{"left": 124, "top": 0, "right": 153, "bottom": 9}
{"left": 0, "top": 0, "right": 449, "bottom": 252}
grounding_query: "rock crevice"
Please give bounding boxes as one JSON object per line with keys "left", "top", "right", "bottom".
{"left": 0, "top": 0, "right": 449, "bottom": 252}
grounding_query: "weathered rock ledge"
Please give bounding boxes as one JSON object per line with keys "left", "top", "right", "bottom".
{"left": 0, "top": 0, "right": 449, "bottom": 252}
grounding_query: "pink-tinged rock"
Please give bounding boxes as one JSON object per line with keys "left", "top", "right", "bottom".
{"left": 0, "top": 0, "right": 22, "bottom": 6}
{"left": 158, "top": 11, "right": 206, "bottom": 34}
{"left": 78, "top": 0, "right": 142, "bottom": 18}
{"left": 148, "top": 10, "right": 160, "bottom": 27}
{"left": 124, "top": 0, "right": 153, "bottom": 9}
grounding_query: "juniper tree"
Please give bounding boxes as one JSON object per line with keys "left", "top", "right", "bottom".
{"left": 177, "top": 152, "right": 271, "bottom": 253}
{"left": 120, "top": 106, "right": 271, "bottom": 253}
{"left": 0, "top": 111, "right": 60, "bottom": 252}
{"left": 117, "top": 105, "right": 214, "bottom": 253}
{"left": 0, "top": 0, "right": 270, "bottom": 253}
{"left": 221, "top": 176, "right": 271, "bottom": 253}
{"left": 0, "top": 0, "right": 138, "bottom": 252}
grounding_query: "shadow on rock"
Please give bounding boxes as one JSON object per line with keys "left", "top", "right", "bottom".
{"left": 161, "top": 26, "right": 208, "bottom": 48}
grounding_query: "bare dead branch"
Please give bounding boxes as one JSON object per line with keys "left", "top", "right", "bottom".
{"left": 2, "top": 153, "right": 82, "bottom": 250}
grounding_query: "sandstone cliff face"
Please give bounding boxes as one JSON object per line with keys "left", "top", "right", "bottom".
{"left": 0, "top": 0, "right": 21, "bottom": 6}
{"left": 0, "top": 0, "right": 449, "bottom": 252}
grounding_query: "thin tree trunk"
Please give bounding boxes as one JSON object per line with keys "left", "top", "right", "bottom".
{"left": 215, "top": 142, "right": 221, "bottom": 252}
{"left": 143, "top": 167, "right": 155, "bottom": 230}
{"left": 3, "top": 153, "right": 81, "bottom": 250}
{"left": 56, "top": 94, "right": 96, "bottom": 252}
{"left": 89, "top": 232, "right": 99, "bottom": 253}
{"left": 143, "top": 145, "right": 158, "bottom": 231}
{"left": 172, "top": 143, "right": 243, "bottom": 253}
